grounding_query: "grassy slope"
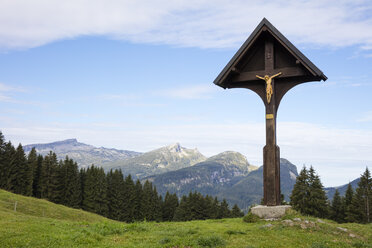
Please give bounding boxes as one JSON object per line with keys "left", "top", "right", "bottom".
{"left": 0, "top": 189, "right": 371, "bottom": 248}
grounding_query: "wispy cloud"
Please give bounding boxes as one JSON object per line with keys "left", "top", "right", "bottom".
{"left": 357, "top": 111, "right": 372, "bottom": 122}
{"left": 0, "top": 82, "right": 26, "bottom": 102}
{"left": 1, "top": 0, "right": 372, "bottom": 51}
{"left": 2, "top": 120, "right": 372, "bottom": 186}
{"left": 157, "top": 84, "right": 218, "bottom": 99}
{"left": 0, "top": 82, "right": 25, "bottom": 92}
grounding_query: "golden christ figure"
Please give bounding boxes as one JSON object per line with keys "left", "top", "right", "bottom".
{"left": 256, "top": 72, "right": 282, "bottom": 104}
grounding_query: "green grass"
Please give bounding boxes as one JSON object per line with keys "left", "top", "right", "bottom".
{"left": 1, "top": 189, "right": 371, "bottom": 248}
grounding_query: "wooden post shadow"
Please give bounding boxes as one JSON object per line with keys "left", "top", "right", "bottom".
{"left": 213, "top": 18, "right": 327, "bottom": 206}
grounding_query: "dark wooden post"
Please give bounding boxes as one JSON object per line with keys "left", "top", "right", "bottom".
{"left": 213, "top": 18, "right": 327, "bottom": 206}
{"left": 263, "top": 39, "right": 280, "bottom": 206}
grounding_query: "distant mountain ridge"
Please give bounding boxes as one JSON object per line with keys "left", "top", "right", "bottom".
{"left": 104, "top": 143, "right": 207, "bottom": 179}
{"left": 145, "top": 152, "right": 296, "bottom": 212}
{"left": 324, "top": 178, "right": 360, "bottom": 200}
{"left": 23, "top": 139, "right": 141, "bottom": 168}
{"left": 23, "top": 138, "right": 363, "bottom": 211}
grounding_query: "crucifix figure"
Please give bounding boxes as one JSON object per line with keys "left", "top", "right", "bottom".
{"left": 213, "top": 18, "right": 327, "bottom": 207}
{"left": 256, "top": 72, "right": 282, "bottom": 104}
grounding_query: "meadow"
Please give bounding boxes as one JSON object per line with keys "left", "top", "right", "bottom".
{"left": 0, "top": 189, "right": 371, "bottom": 248}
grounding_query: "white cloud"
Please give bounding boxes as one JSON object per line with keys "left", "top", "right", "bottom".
{"left": 357, "top": 111, "right": 372, "bottom": 122}
{"left": 1, "top": 0, "right": 372, "bottom": 50}
{"left": 2, "top": 120, "right": 372, "bottom": 186}
{"left": 157, "top": 84, "right": 218, "bottom": 99}
{"left": 0, "top": 82, "right": 25, "bottom": 92}
{"left": 0, "top": 82, "right": 26, "bottom": 102}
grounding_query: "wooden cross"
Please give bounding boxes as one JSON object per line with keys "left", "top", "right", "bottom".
{"left": 214, "top": 18, "right": 327, "bottom": 206}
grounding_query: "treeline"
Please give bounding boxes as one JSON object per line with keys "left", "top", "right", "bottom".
{"left": 290, "top": 166, "right": 371, "bottom": 224}
{"left": 0, "top": 132, "right": 243, "bottom": 222}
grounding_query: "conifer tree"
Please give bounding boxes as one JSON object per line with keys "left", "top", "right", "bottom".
{"left": 173, "top": 195, "right": 190, "bottom": 221}
{"left": 60, "top": 157, "right": 81, "bottom": 208}
{"left": 27, "top": 148, "right": 40, "bottom": 197}
{"left": 162, "top": 192, "right": 179, "bottom": 221}
{"left": 45, "top": 155, "right": 63, "bottom": 203}
{"left": 203, "top": 195, "right": 216, "bottom": 219}
{"left": 0, "top": 132, "right": 7, "bottom": 189}
{"left": 350, "top": 168, "right": 371, "bottom": 223}
{"left": 80, "top": 168, "right": 86, "bottom": 208}
{"left": 307, "top": 166, "right": 329, "bottom": 218}
{"left": 218, "top": 199, "right": 231, "bottom": 218}
{"left": 82, "top": 166, "right": 108, "bottom": 216}
{"left": 290, "top": 166, "right": 309, "bottom": 213}
{"left": 330, "top": 189, "right": 345, "bottom": 223}
{"left": 231, "top": 204, "right": 244, "bottom": 218}
{"left": 32, "top": 155, "right": 43, "bottom": 198}
{"left": 10, "top": 144, "right": 33, "bottom": 196}
{"left": 211, "top": 197, "right": 220, "bottom": 219}
{"left": 40, "top": 152, "right": 59, "bottom": 199}
{"left": 344, "top": 183, "right": 354, "bottom": 222}
{"left": 290, "top": 166, "right": 328, "bottom": 218}
{"left": 122, "top": 174, "right": 136, "bottom": 222}
{"left": 107, "top": 169, "right": 125, "bottom": 221}
{"left": 151, "top": 186, "right": 163, "bottom": 222}
{"left": 141, "top": 180, "right": 155, "bottom": 221}
{"left": 133, "top": 179, "right": 144, "bottom": 221}
{"left": 0, "top": 141, "right": 15, "bottom": 190}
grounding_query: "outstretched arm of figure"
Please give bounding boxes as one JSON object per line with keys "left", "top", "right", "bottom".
{"left": 270, "top": 72, "right": 282, "bottom": 79}
{"left": 256, "top": 75, "right": 265, "bottom": 80}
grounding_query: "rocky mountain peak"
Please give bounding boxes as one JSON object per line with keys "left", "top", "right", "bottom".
{"left": 167, "top": 143, "right": 182, "bottom": 153}
{"left": 206, "top": 151, "right": 251, "bottom": 170}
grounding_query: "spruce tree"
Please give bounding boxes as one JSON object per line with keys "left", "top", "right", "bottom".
{"left": 27, "top": 148, "right": 38, "bottom": 197}
{"left": 151, "top": 186, "right": 163, "bottom": 222}
{"left": 307, "top": 166, "right": 329, "bottom": 218}
{"left": 141, "top": 180, "right": 155, "bottom": 221}
{"left": 133, "top": 179, "right": 144, "bottom": 221}
{"left": 107, "top": 169, "right": 125, "bottom": 221}
{"left": 0, "top": 132, "right": 7, "bottom": 189}
{"left": 122, "top": 174, "right": 136, "bottom": 222}
{"left": 218, "top": 199, "right": 231, "bottom": 218}
{"left": 350, "top": 168, "right": 372, "bottom": 223}
{"left": 173, "top": 195, "right": 189, "bottom": 221}
{"left": 83, "top": 166, "right": 109, "bottom": 216}
{"left": 330, "top": 189, "right": 345, "bottom": 223}
{"left": 162, "top": 191, "right": 179, "bottom": 221}
{"left": 290, "top": 166, "right": 328, "bottom": 218}
{"left": 231, "top": 204, "right": 244, "bottom": 218}
{"left": 0, "top": 142, "right": 15, "bottom": 190}
{"left": 10, "top": 144, "right": 33, "bottom": 196}
{"left": 344, "top": 183, "right": 354, "bottom": 222}
{"left": 80, "top": 168, "right": 86, "bottom": 208}
{"left": 33, "top": 155, "right": 43, "bottom": 198}
{"left": 290, "top": 166, "right": 309, "bottom": 214}
{"left": 40, "top": 152, "right": 59, "bottom": 199}
{"left": 60, "top": 157, "right": 81, "bottom": 208}
{"left": 46, "top": 155, "right": 63, "bottom": 203}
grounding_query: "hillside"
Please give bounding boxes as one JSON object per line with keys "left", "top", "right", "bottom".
{"left": 325, "top": 178, "right": 360, "bottom": 200}
{"left": 1, "top": 189, "right": 371, "bottom": 248}
{"left": 145, "top": 151, "right": 254, "bottom": 197}
{"left": 147, "top": 156, "right": 297, "bottom": 212}
{"left": 23, "top": 139, "right": 141, "bottom": 168}
{"left": 219, "top": 158, "right": 298, "bottom": 212}
{"left": 104, "top": 143, "right": 207, "bottom": 178}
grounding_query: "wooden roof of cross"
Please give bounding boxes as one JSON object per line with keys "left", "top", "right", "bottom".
{"left": 214, "top": 18, "right": 327, "bottom": 91}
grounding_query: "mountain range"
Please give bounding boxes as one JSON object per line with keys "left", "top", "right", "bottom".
{"left": 23, "top": 139, "right": 141, "bottom": 168}
{"left": 103, "top": 143, "right": 207, "bottom": 178}
{"left": 146, "top": 155, "right": 297, "bottom": 212}
{"left": 23, "top": 138, "right": 360, "bottom": 210}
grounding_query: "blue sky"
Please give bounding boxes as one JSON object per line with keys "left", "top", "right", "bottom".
{"left": 1, "top": 0, "right": 372, "bottom": 186}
